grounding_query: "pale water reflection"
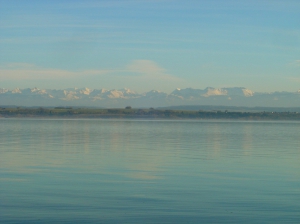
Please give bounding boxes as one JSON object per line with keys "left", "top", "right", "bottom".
{"left": 1, "top": 119, "right": 300, "bottom": 223}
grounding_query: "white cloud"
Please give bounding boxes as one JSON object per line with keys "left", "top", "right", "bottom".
{"left": 0, "top": 60, "right": 186, "bottom": 92}
{"left": 125, "top": 60, "right": 182, "bottom": 82}
{"left": 288, "top": 60, "right": 300, "bottom": 67}
{"left": 126, "top": 60, "right": 165, "bottom": 75}
{"left": 288, "top": 77, "right": 300, "bottom": 83}
{"left": 0, "top": 63, "right": 111, "bottom": 80}
{"left": 0, "top": 60, "right": 182, "bottom": 82}
{"left": 1, "top": 67, "right": 76, "bottom": 80}
{"left": 4, "top": 63, "right": 36, "bottom": 69}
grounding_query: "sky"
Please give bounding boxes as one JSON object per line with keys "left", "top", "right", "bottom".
{"left": 0, "top": 0, "right": 299, "bottom": 93}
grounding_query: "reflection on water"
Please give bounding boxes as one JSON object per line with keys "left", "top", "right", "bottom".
{"left": 1, "top": 119, "right": 300, "bottom": 223}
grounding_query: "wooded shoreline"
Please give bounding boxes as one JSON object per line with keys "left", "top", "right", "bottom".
{"left": 1, "top": 107, "right": 300, "bottom": 120}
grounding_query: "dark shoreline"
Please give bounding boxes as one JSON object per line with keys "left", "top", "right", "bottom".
{"left": 1, "top": 107, "right": 300, "bottom": 120}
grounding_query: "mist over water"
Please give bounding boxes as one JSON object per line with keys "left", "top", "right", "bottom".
{"left": 1, "top": 119, "right": 300, "bottom": 223}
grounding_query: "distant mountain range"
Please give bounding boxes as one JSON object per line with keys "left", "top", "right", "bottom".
{"left": 1, "top": 87, "right": 299, "bottom": 108}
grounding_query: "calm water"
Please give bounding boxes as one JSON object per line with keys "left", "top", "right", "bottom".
{"left": 1, "top": 119, "right": 300, "bottom": 223}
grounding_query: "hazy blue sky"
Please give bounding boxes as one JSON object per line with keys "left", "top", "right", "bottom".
{"left": 1, "top": 0, "right": 299, "bottom": 93}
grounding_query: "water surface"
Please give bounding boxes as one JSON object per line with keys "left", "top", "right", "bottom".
{"left": 1, "top": 119, "right": 300, "bottom": 223}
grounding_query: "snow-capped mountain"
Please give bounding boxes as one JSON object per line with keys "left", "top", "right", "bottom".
{"left": 171, "top": 87, "right": 254, "bottom": 98}
{"left": 0, "top": 87, "right": 299, "bottom": 107}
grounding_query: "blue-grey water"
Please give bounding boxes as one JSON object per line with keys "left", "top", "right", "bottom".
{"left": 1, "top": 119, "right": 300, "bottom": 223}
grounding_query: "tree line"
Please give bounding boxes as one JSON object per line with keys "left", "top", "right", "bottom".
{"left": 0, "top": 107, "right": 300, "bottom": 120}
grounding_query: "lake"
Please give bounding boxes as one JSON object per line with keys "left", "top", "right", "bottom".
{"left": 1, "top": 119, "right": 300, "bottom": 223}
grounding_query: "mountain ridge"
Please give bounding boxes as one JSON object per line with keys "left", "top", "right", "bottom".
{"left": 1, "top": 87, "right": 299, "bottom": 107}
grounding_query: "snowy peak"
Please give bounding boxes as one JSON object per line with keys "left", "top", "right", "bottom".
{"left": 12, "top": 88, "right": 22, "bottom": 93}
{"left": 0, "top": 87, "right": 299, "bottom": 107}
{"left": 172, "top": 87, "right": 253, "bottom": 98}
{"left": 222, "top": 87, "right": 253, "bottom": 96}
{"left": 99, "top": 88, "right": 139, "bottom": 99}
{"left": 0, "top": 88, "right": 9, "bottom": 94}
{"left": 242, "top": 88, "right": 254, "bottom": 97}
{"left": 203, "top": 87, "right": 227, "bottom": 97}
{"left": 79, "top": 88, "right": 92, "bottom": 95}
{"left": 171, "top": 88, "right": 206, "bottom": 98}
{"left": 144, "top": 90, "right": 167, "bottom": 98}
{"left": 62, "top": 90, "right": 80, "bottom": 100}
